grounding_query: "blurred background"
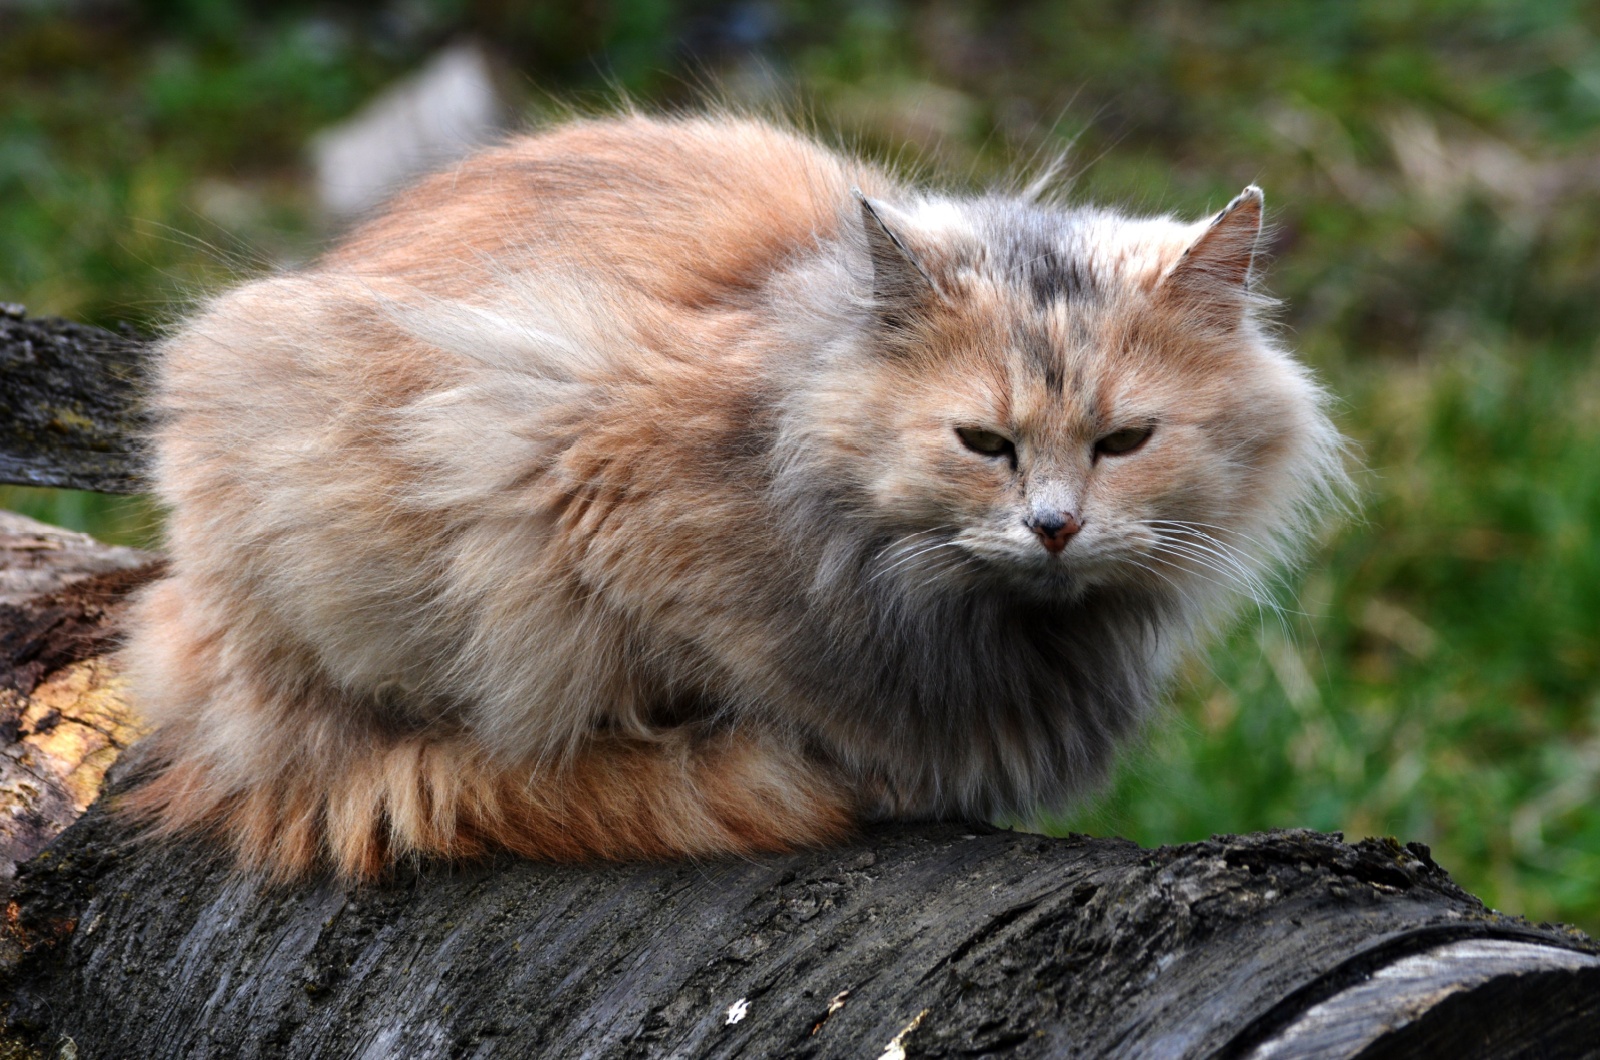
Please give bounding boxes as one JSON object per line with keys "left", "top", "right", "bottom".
{"left": 3, "top": 0, "right": 1597, "bottom": 928}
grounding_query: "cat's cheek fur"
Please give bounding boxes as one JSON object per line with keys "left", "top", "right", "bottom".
{"left": 120, "top": 114, "right": 1346, "bottom": 880}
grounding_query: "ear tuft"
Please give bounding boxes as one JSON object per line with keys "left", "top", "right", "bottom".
{"left": 1161, "top": 185, "right": 1264, "bottom": 299}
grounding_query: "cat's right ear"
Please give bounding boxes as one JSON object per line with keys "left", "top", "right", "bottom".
{"left": 854, "top": 189, "right": 943, "bottom": 329}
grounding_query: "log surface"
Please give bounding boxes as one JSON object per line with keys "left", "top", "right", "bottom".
{"left": 4, "top": 791, "right": 1598, "bottom": 1059}
{"left": 0, "top": 305, "right": 146, "bottom": 494}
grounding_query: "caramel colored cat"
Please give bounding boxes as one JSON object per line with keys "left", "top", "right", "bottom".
{"left": 123, "top": 114, "right": 1344, "bottom": 879}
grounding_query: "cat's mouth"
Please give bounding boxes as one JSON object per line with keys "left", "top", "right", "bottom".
{"left": 871, "top": 526, "right": 1152, "bottom": 601}
{"left": 933, "top": 531, "right": 1113, "bottom": 598}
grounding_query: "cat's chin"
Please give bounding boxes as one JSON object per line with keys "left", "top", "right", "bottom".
{"left": 975, "top": 554, "right": 1103, "bottom": 603}
{"left": 967, "top": 541, "right": 1177, "bottom": 605}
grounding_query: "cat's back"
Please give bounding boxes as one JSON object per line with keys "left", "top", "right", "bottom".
{"left": 153, "top": 115, "right": 880, "bottom": 518}
{"left": 322, "top": 113, "right": 882, "bottom": 308}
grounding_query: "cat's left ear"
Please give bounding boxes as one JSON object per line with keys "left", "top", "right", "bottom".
{"left": 1157, "top": 186, "right": 1263, "bottom": 318}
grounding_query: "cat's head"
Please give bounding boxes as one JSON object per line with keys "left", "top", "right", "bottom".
{"left": 779, "top": 186, "right": 1346, "bottom": 613}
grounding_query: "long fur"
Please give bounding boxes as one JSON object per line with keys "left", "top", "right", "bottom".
{"left": 121, "top": 114, "right": 1346, "bottom": 880}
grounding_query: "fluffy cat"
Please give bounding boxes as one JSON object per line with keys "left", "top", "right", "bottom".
{"left": 121, "top": 113, "right": 1344, "bottom": 880}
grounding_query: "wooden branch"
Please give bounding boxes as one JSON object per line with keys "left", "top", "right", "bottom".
{"left": 2, "top": 310, "right": 1599, "bottom": 1056}
{"left": 0, "top": 305, "right": 147, "bottom": 494}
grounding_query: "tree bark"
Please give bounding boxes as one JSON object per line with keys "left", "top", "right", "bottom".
{"left": 5, "top": 779, "right": 1599, "bottom": 1059}
{"left": 0, "top": 305, "right": 146, "bottom": 494}
{"left": 2, "top": 312, "right": 1599, "bottom": 1058}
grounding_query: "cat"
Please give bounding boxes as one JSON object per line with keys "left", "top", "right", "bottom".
{"left": 120, "top": 112, "right": 1346, "bottom": 880}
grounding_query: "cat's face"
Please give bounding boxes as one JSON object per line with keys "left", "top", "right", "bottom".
{"left": 804, "top": 191, "right": 1339, "bottom": 606}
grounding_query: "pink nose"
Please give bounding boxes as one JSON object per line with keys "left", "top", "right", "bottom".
{"left": 1028, "top": 512, "right": 1081, "bottom": 553}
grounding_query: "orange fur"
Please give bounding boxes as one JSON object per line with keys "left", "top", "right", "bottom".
{"left": 123, "top": 571, "right": 851, "bottom": 880}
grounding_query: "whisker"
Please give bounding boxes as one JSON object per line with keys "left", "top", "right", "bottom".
{"left": 1141, "top": 521, "right": 1286, "bottom": 594}
{"left": 1143, "top": 542, "right": 1276, "bottom": 610}
{"left": 873, "top": 527, "right": 951, "bottom": 563}
{"left": 1143, "top": 519, "right": 1280, "bottom": 556}
{"left": 870, "top": 540, "right": 964, "bottom": 583}
{"left": 1150, "top": 536, "right": 1271, "bottom": 592}
{"left": 1145, "top": 533, "right": 1308, "bottom": 619}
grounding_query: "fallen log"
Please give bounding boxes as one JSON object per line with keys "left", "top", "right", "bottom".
{"left": 7, "top": 776, "right": 1600, "bottom": 1059}
{"left": 1, "top": 310, "right": 1598, "bottom": 1058}
{"left": 0, "top": 304, "right": 146, "bottom": 494}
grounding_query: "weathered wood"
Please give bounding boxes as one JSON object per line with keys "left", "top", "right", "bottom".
{"left": 2, "top": 313, "right": 1599, "bottom": 1057}
{"left": 0, "top": 509, "right": 155, "bottom": 607}
{"left": 0, "top": 512, "right": 161, "bottom": 898}
{"left": 0, "top": 305, "right": 147, "bottom": 494}
{"left": 4, "top": 786, "right": 1598, "bottom": 1059}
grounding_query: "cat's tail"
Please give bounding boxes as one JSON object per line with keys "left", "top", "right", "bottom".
{"left": 120, "top": 719, "right": 857, "bottom": 881}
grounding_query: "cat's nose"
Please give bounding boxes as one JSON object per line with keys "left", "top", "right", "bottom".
{"left": 1026, "top": 511, "right": 1082, "bottom": 553}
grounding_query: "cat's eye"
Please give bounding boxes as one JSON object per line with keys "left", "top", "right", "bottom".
{"left": 956, "top": 427, "right": 1015, "bottom": 460}
{"left": 1095, "top": 424, "right": 1155, "bottom": 457}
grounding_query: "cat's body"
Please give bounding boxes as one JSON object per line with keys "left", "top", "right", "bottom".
{"left": 123, "top": 114, "right": 1343, "bottom": 879}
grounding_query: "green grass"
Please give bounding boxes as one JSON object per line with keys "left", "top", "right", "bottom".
{"left": 0, "top": 487, "right": 160, "bottom": 550}
{"left": 4, "top": 1, "right": 1598, "bottom": 930}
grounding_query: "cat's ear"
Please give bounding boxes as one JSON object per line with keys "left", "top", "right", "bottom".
{"left": 854, "top": 189, "right": 943, "bottom": 327}
{"left": 1157, "top": 185, "right": 1263, "bottom": 320}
